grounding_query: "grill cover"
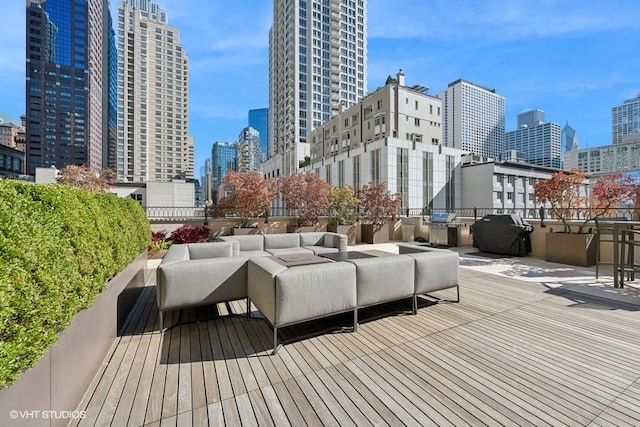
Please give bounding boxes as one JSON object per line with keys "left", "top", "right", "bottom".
{"left": 470, "top": 214, "right": 533, "bottom": 256}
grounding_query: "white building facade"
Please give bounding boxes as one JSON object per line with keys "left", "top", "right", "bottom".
{"left": 306, "top": 74, "right": 462, "bottom": 211}
{"left": 460, "top": 156, "right": 557, "bottom": 217}
{"left": 438, "top": 79, "right": 506, "bottom": 160}
{"left": 117, "top": 0, "right": 193, "bottom": 182}
{"left": 612, "top": 94, "right": 640, "bottom": 145}
{"left": 268, "top": 0, "right": 367, "bottom": 177}
{"left": 237, "top": 127, "right": 262, "bottom": 172}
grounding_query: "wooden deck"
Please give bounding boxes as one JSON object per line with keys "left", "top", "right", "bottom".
{"left": 73, "top": 261, "right": 640, "bottom": 426}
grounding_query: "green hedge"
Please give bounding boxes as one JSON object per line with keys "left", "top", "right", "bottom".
{"left": 0, "top": 180, "right": 150, "bottom": 389}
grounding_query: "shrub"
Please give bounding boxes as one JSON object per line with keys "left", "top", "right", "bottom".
{"left": 149, "top": 230, "right": 172, "bottom": 251}
{"left": 0, "top": 180, "right": 149, "bottom": 389}
{"left": 328, "top": 185, "right": 360, "bottom": 226}
{"left": 169, "top": 225, "right": 211, "bottom": 244}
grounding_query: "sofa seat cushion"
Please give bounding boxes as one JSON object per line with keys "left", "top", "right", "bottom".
{"left": 267, "top": 247, "right": 314, "bottom": 256}
{"left": 220, "top": 235, "right": 264, "bottom": 251}
{"left": 405, "top": 250, "right": 459, "bottom": 294}
{"left": 239, "top": 250, "right": 272, "bottom": 258}
{"left": 303, "top": 245, "right": 339, "bottom": 255}
{"left": 348, "top": 255, "right": 415, "bottom": 307}
{"left": 264, "top": 233, "right": 301, "bottom": 250}
{"left": 187, "top": 241, "right": 234, "bottom": 259}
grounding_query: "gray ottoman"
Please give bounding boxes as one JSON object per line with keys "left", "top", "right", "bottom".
{"left": 398, "top": 244, "right": 460, "bottom": 312}
{"left": 248, "top": 257, "right": 357, "bottom": 353}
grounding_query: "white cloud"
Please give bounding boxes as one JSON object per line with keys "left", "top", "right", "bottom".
{"left": 367, "top": 0, "right": 640, "bottom": 41}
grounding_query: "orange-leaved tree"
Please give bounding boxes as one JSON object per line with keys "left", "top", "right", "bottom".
{"left": 534, "top": 169, "right": 636, "bottom": 233}
{"left": 279, "top": 172, "right": 331, "bottom": 226}
{"left": 221, "top": 171, "right": 277, "bottom": 227}
{"left": 358, "top": 182, "right": 401, "bottom": 228}
{"left": 57, "top": 164, "right": 115, "bottom": 192}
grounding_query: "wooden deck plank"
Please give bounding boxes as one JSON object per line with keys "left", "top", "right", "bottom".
{"left": 76, "top": 260, "right": 640, "bottom": 427}
{"left": 247, "top": 388, "right": 276, "bottom": 427}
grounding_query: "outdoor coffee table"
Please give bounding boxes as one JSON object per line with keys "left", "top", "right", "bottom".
{"left": 319, "top": 249, "right": 394, "bottom": 262}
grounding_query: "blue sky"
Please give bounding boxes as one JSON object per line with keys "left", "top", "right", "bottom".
{"left": 2, "top": 0, "right": 640, "bottom": 177}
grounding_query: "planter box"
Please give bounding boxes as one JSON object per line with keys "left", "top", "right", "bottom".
{"left": 0, "top": 252, "right": 147, "bottom": 427}
{"left": 327, "top": 224, "right": 357, "bottom": 245}
{"left": 287, "top": 224, "right": 321, "bottom": 233}
{"left": 232, "top": 226, "right": 262, "bottom": 235}
{"left": 545, "top": 232, "right": 597, "bottom": 267}
{"left": 361, "top": 222, "right": 390, "bottom": 244}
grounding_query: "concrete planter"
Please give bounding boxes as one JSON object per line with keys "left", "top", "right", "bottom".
{"left": 545, "top": 232, "right": 597, "bottom": 267}
{"left": 231, "top": 225, "right": 262, "bottom": 235}
{"left": 327, "top": 224, "right": 357, "bottom": 245}
{"left": 0, "top": 252, "right": 147, "bottom": 427}
{"left": 286, "top": 224, "right": 321, "bottom": 233}
{"left": 361, "top": 222, "right": 390, "bottom": 244}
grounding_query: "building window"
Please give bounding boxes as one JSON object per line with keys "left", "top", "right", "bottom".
{"left": 353, "top": 155, "right": 360, "bottom": 190}
{"left": 371, "top": 149, "right": 380, "bottom": 184}
{"left": 397, "top": 148, "right": 408, "bottom": 210}
{"left": 415, "top": 118, "right": 420, "bottom": 126}
{"left": 507, "top": 192, "right": 514, "bottom": 200}
{"left": 496, "top": 192, "right": 503, "bottom": 201}
{"left": 423, "top": 152, "right": 433, "bottom": 211}
{"left": 326, "top": 164, "right": 332, "bottom": 185}
{"left": 338, "top": 160, "right": 345, "bottom": 187}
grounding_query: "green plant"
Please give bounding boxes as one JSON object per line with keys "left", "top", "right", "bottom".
{"left": 328, "top": 185, "right": 360, "bottom": 225}
{"left": 0, "top": 180, "right": 149, "bottom": 389}
{"left": 149, "top": 230, "right": 172, "bottom": 251}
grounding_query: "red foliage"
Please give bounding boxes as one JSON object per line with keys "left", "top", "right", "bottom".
{"left": 169, "top": 225, "right": 211, "bottom": 244}
{"left": 534, "top": 169, "right": 637, "bottom": 233}
{"left": 223, "top": 171, "right": 277, "bottom": 227}
{"left": 358, "top": 182, "right": 401, "bottom": 226}
{"left": 279, "top": 172, "right": 331, "bottom": 226}
{"left": 57, "top": 164, "right": 115, "bottom": 192}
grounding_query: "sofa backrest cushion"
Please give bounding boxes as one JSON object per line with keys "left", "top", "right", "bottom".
{"left": 187, "top": 242, "right": 234, "bottom": 259}
{"left": 264, "top": 233, "right": 301, "bottom": 249}
{"left": 299, "top": 232, "right": 325, "bottom": 247}
{"left": 226, "top": 235, "right": 264, "bottom": 251}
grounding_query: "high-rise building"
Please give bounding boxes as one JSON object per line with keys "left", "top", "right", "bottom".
{"left": 438, "top": 79, "right": 506, "bottom": 160}
{"left": 562, "top": 122, "right": 578, "bottom": 152}
{"left": 612, "top": 94, "right": 640, "bottom": 145}
{"left": 211, "top": 141, "right": 237, "bottom": 202}
{"left": 117, "top": 0, "right": 192, "bottom": 182}
{"left": 268, "top": 0, "right": 367, "bottom": 176}
{"left": 248, "top": 108, "right": 268, "bottom": 160}
{"left": 505, "top": 109, "right": 562, "bottom": 169}
{"left": 25, "top": 0, "right": 113, "bottom": 175}
{"left": 237, "top": 127, "right": 262, "bottom": 172}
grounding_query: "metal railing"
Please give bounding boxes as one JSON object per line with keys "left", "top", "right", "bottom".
{"left": 146, "top": 205, "right": 640, "bottom": 223}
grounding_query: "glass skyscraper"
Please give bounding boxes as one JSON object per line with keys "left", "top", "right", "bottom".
{"left": 505, "top": 110, "right": 562, "bottom": 169}
{"left": 269, "top": 0, "right": 367, "bottom": 176}
{"left": 25, "top": 0, "right": 112, "bottom": 175}
{"left": 248, "top": 108, "right": 268, "bottom": 160}
{"left": 211, "top": 141, "right": 237, "bottom": 202}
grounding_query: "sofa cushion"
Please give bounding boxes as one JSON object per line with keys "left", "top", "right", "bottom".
{"left": 221, "top": 235, "right": 264, "bottom": 251}
{"left": 264, "top": 233, "right": 301, "bottom": 249}
{"left": 239, "top": 250, "right": 272, "bottom": 258}
{"left": 303, "top": 245, "right": 339, "bottom": 255}
{"left": 299, "top": 232, "right": 326, "bottom": 246}
{"left": 266, "top": 247, "right": 314, "bottom": 256}
{"left": 349, "top": 255, "right": 415, "bottom": 307}
{"left": 187, "top": 242, "right": 234, "bottom": 259}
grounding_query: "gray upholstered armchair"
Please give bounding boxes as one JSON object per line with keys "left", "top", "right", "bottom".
{"left": 156, "top": 242, "right": 248, "bottom": 330}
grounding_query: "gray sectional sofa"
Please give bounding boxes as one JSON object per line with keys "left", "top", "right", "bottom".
{"left": 156, "top": 234, "right": 459, "bottom": 353}
{"left": 156, "top": 232, "right": 347, "bottom": 330}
